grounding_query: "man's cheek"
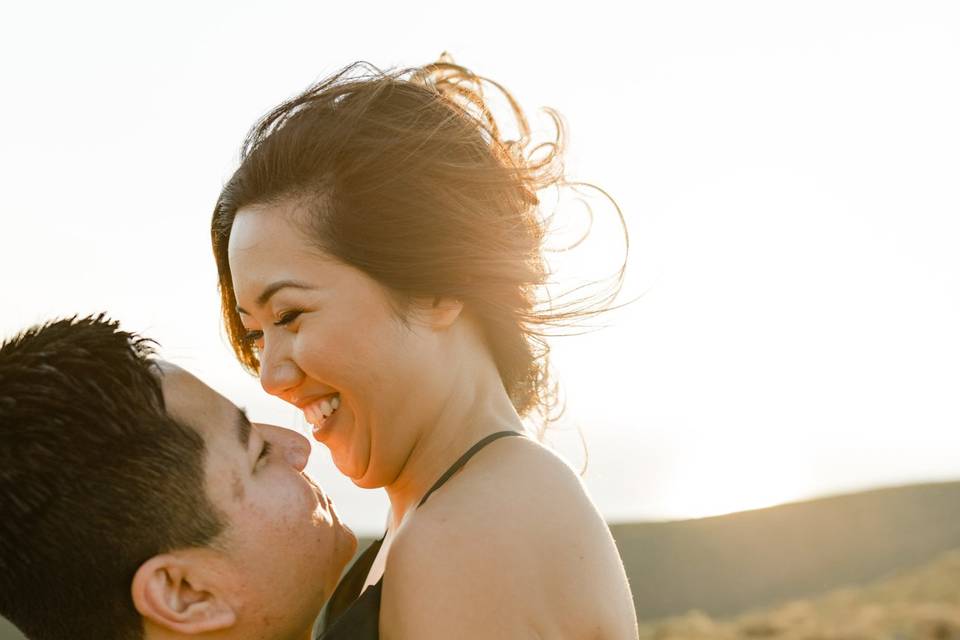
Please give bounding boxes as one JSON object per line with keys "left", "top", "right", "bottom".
{"left": 274, "top": 481, "right": 317, "bottom": 525}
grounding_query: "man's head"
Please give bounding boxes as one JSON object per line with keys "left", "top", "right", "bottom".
{"left": 0, "top": 316, "right": 356, "bottom": 640}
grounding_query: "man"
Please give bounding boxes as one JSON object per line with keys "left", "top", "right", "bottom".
{"left": 0, "top": 315, "right": 357, "bottom": 640}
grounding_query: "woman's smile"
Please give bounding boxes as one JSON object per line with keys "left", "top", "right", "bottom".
{"left": 301, "top": 392, "right": 341, "bottom": 435}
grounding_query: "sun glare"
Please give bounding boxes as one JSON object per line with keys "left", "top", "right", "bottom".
{"left": 665, "top": 444, "right": 813, "bottom": 520}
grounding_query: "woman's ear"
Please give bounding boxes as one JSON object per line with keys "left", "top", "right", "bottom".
{"left": 131, "top": 553, "right": 237, "bottom": 635}
{"left": 424, "top": 296, "right": 464, "bottom": 330}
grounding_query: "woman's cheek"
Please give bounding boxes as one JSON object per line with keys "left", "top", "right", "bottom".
{"left": 293, "top": 331, "right": 330, "bottom": 372}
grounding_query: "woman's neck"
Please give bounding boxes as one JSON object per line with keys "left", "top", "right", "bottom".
{"left": 382, "top": 360, "right": 523, "bottom": 530}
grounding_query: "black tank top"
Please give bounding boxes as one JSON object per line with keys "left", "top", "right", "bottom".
{"left": 316, "top": 430, "right": 524, "bottom": 640}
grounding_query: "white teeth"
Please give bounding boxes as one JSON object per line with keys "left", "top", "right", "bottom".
{"left": 303, "top": 394, "right": 340, "bottom": 427}
{"left": 319, "top": 399, "right": 333, "bottom": 419}
{"left": 303, "top": 404, "right": 321, "bottom": 425}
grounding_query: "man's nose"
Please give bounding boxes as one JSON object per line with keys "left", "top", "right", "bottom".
{"left": 260, "top": 424, "right": 311, "bottom": 471}
{"left": 284, "top": 431, "right": 311, "bottom": 472}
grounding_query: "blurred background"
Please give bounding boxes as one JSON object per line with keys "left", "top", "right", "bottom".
{"left": 2, "top": 1, "right": 959, "bottom": 638}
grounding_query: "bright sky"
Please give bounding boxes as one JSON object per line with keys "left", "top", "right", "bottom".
{"left": 2, "top": 1, "right": 958, "bottom": 535}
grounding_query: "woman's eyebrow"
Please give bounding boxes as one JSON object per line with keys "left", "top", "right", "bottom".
{"left": 235, "top": 280, "right": 315, "bottom": 315}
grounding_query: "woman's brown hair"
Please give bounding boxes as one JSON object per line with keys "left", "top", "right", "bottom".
{"left": 211, "top": 56, "right": 627, "bottom": 431}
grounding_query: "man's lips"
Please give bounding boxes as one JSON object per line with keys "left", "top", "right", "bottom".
{"left": 304, "top": 475, "right": 329, "bottom": 509}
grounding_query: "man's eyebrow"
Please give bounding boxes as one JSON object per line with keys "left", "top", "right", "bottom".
{"left": 235, "top": 407, "right": 252, "bottom": 448}
{"left": 235, "top": 280, "right": 315, "bottom": 315}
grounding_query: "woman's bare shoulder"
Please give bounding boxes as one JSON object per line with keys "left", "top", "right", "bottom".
{"left": 404, "top": 434, "right": 605, "bottom": 543}
{"left": 380, "top": 435, "right": 637, "bottom": 639}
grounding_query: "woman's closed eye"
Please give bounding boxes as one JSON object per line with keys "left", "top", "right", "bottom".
{"left": 242, "top": 328, "right": 264, "bottom": 346}
{"left": 274, "top": 309, "right": 303, "bottom": 327}
{"left": 241, "top": 309, "right": 301, "bottom": 346}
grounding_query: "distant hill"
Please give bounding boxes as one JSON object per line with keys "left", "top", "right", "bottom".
{"left": 639, "top": 546, "right": 960, "bottom": 639}
{"left": 611, "top": 480, "right": 960, "bottom": 621}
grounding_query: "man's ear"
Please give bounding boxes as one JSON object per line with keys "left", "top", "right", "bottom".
{"left": 421, "top": 296, "right": 464, "bottom": 330}
{"left": 131, "top": 553, "right": 237, "bottom": 635}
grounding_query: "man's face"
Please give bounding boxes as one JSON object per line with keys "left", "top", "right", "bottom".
{"left": 158, "top": 363, "right": 356, "bottom": 637}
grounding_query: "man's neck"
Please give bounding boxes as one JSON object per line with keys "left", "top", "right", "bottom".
{"left": 143, "top": 616, "right": 316, "bottom": 640}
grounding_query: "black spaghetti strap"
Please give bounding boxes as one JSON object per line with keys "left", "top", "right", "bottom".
{"left": 417, "top": 430, "right": 523, "bottom": 508}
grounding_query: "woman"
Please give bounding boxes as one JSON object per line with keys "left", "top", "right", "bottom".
{"left": 211, "top": 58, "right": 639, "bottom": 639}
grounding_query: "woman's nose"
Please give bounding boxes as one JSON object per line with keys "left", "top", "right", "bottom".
{"left": 258, "top": 344, "right": 303, "bottom": 399}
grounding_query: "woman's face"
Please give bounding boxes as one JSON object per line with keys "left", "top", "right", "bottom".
{"left": 227, "top": 202, "right": 450, "bottom": 488}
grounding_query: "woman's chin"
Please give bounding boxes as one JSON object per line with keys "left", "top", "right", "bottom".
{"left": 348, "top": 474, "right": 381, "bottom": 490}
{"left": 331, "top": 447, "right": 373, "bottom": 486}
{"left": 342, "top": 457, "right": 383, "bottom": 489}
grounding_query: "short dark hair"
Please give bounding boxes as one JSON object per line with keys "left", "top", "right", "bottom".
{"left": 0, "top": 315, "right": 225, "bottom": 640}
